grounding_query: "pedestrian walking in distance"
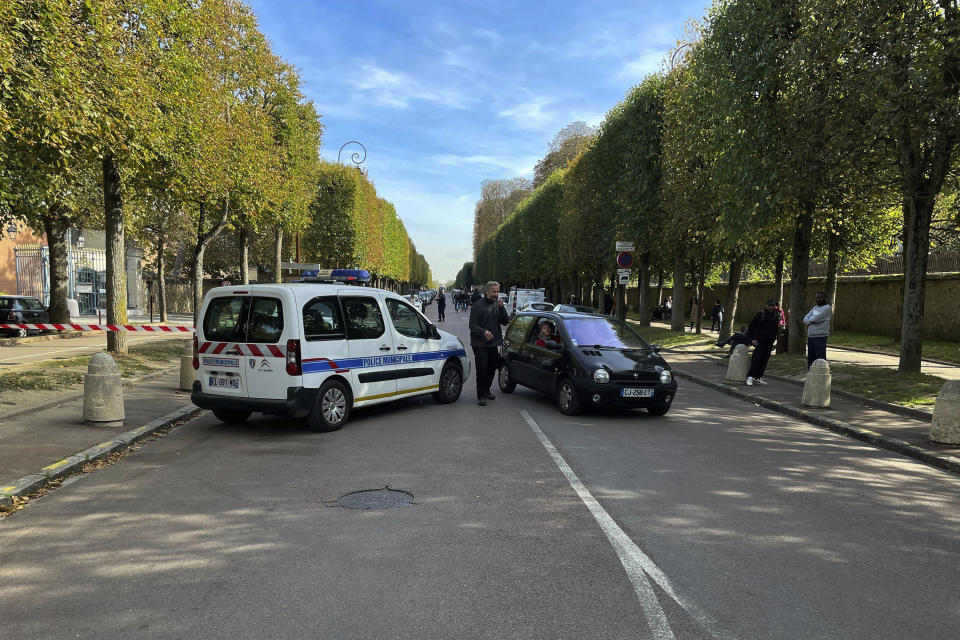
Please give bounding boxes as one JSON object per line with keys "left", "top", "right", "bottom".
{"left": 746, "top": 299, "right": 779, "bottom": 386}
{"left": 436, "top": 290, "right": 446, "bottom": 322}
{"left": 710, "top": 299, "right": 724, "bottom": 332}
{"left": 469, "top": 281, "right": 510, "bottom": 406}
{"left": 803, "top": 290, "right": 833, "bottom": 369}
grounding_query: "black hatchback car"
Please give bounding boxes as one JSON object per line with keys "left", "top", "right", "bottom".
{"left": 498, "top": 311, "right": 678, "bottom": 416}
{"left": 0, "top": 295, "right": 50, "bottom": 338}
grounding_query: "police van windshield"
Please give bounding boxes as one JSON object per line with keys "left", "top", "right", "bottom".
{"left": 563, "top": 317, "right": 650, "bottom": 350}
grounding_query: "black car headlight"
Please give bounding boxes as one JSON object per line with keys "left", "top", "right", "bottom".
{"left": 593, "top": 368, "right": 610, "bottom": 384}
{"left": 659, "top": 369, "right": 672, "bottom": 384}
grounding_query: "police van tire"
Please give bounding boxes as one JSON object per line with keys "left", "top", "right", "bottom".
{"left": 433, "top": 362, "right": 463, "bottom": 404}
{"left": 212, "top": 409, "right": 252, "bottom": 424}
{"left": 308, "top": 379, "right": 350, "bottom": 432}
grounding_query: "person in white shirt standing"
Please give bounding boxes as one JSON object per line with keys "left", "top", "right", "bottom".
{"left": 803, "top": 290, "right": 833, "bottom": 370}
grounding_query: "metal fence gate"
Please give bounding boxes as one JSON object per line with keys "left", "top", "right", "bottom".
{"left": 14, "top": 245, "right": 107, "bottom": 313}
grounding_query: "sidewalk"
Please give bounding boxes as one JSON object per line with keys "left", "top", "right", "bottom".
{"left": 0, "top": 369, "right": 201, "bottom": 510}
{"left": 666, "top": 351, "right": 960, "bottom": 474}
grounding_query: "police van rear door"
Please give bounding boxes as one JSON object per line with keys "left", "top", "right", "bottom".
{"left": 198, "top": 295, "right": 250, "bottom": 398}
{"left": 242, "top": 295, "right": 289, "bottom": 399}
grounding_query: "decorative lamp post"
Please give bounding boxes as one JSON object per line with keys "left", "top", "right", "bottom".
{"left": 6, "top": 222, "right": 17, "bottom": 240}
{"left": 338, "top": 141, "right": 367, "bottom": 171}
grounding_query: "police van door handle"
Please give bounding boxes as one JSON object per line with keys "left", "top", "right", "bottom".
{"left": 396, "top": 345, "right": 408, "bottom": 350}
{"left": 379, "top": 345, "right": 391, "bottom": 351}
{"left": 225, "top": 348, "right": 241, "bottom": 355}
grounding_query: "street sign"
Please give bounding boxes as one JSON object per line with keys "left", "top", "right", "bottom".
{"left": 616, "top": 252, "right": 634, "bottom": 269}
{"left": 618, "top": 272, "right": 630, "bottom": 285}
{"left": 616, "top": 241, "right": 634, "bottom": 252}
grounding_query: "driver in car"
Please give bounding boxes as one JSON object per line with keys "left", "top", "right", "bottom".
{"left": 534, "top": 321, "right": 562, "bottom": 351}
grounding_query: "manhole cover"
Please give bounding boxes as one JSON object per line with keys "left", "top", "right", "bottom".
{"left": 334, "top": 488, "right": 415, "bottom": 510}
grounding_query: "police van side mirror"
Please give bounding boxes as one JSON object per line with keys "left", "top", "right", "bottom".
{"left": 428, "top": 324, "right": 441, "bottom": 340}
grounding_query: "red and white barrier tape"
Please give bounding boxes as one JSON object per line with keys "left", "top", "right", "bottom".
{"left": 0, "top": 323, "right": 194, "bottom": 333}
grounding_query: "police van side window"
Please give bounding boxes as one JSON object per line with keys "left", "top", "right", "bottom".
{"left": 341, "top": 296, "right": 385, "bottom": 340}
{"left": 248, "top": 298, "right": 284, "bottom": 343}
{"left": 386, "top": 298, "right": 428, "bottom": 338}
{"left": 303, "top": 296, "right": 345, "bottom": 341}
{"left": 203, "top": 297, "right": 250, "bottom": 342}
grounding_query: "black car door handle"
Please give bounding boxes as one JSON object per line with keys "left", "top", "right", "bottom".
{"left": 397, "top": 345, "right": 408, "bottom": 350}
{"left": 379, "top": 345, "right": 391, "bottom": 351}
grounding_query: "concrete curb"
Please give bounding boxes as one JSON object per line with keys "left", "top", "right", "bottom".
{"left": 695, "top": 355, "right": 936, "bottom": 423}
{"left": 671, "top": 369, "right": 960, "bottom": 476}
{"left": 0, "top": 404, "right": 204, "bottom": 509}
{"left": 2, "top": 365, "right": 183, "bottom": 421}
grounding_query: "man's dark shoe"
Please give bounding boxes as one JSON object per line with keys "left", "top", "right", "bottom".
{"left": 486, "top": 393, "right": 496, "bottom": 400}
{"left": 478, "top": 397, "right": 487, "bottom": 406}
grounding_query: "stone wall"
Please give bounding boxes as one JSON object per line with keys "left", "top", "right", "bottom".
{"left": 629, "top": 273, "right": 960, "bottom": 340}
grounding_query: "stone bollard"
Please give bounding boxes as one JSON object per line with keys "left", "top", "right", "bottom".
{"left": 180, "top": 339, "right": 195, "bottom": 391}
{"left": 726, "top": 343, "right": 750, "bottom": 383}
{"left": 929, "top": 381, "right": 960, "bottom": 444}
{"left": 83, "top": 352, "right": 125, "bottom": 426}
{"left": 802, "top": 358, "right": 831, "bottom": 407}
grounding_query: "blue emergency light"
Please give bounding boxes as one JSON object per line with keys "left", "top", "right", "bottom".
{"left": 299, "top": 269, "right": 371, "bottom": 285}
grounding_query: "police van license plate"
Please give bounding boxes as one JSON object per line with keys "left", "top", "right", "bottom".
{"left": 621, "top": 387, "right": 653, "bottom": 398}
{"left": 209, "top": 375, "right": 240, "bottom": 390}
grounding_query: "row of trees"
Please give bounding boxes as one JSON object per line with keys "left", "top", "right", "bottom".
{"left": 1, "top": 0, "right": 430, "bottom": 352}
{"left": 466, "top": 0, "right": 959, "bottom": 373}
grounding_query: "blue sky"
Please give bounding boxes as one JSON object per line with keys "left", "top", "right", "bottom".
{"left": 247, "top": 0, "right": 712, "bottom": 282}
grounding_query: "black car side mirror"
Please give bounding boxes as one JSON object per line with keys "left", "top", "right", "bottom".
{"left": 650, "top": 344, "right": 661, "bottom": 351}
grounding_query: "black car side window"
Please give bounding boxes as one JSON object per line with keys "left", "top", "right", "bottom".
{"left": 505, "top": 315, "right": 535, "bottom": 343}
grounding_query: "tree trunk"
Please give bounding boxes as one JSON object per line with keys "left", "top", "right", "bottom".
{"left": 637, "top": 251, "right": 651, "bottom": 326}
{"left": 103, "top": 153, "right": 127, "bottom": 354}
{"left": 670, "top": 253, "right": 686, "bottom": 332}
{"left": 695, "top": 253, "right": 707, "bottom": 334}
{"left": 774, "top": 252, "right": 785, "bottom": 307}
{"left": 192, "top": 196, "right": 231, "bottom": 327}
{"left": 41, "top": 212, "right": 69, "bottom": 323}
{"left": 157, "top": 233, "right": 167, "bottom": 323}
{"left": 898, "top": 195, "right": 935, "bottom": 373}
{"left": 721, "top": 253, "right": 744, "bottom": 340}
{"left": 788, "top": 210, "right": 814, "bottom": 355}
{"left": 273, "top": 227, "right": 283, "bottom": 284}
{"left": 826, "top": 231, "right": 841, "bottom": 311}
{"left": 240, "top": 226, "right": 249, "bottom": 285}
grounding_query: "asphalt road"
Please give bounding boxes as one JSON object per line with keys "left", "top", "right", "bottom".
{"left": 1, "top": 300, "right": 958, "bottom": 639}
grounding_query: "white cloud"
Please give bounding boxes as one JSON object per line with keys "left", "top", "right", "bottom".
{"left": 498, "top": 96, "right": 559, "bottom": 130}
{"left": 616, "top": 50, "right": 669, "bottom": 81}
{"left": 348, "top": 63, "right": 467, "bottom": 110}
{"left": 431, "top": 153, "right": 539, "bottom": 177}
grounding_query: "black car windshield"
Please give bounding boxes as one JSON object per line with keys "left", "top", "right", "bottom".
{"left": 564, "top": 317, "right": 650, "bottom": 350}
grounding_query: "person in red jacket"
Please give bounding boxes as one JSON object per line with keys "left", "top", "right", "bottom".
{"left": 534, "top": 321, "right": 561, "bottom": 350}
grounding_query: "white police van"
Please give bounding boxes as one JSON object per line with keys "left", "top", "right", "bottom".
{"left": 190, "top": 269, "right": 470, "bottom": 431}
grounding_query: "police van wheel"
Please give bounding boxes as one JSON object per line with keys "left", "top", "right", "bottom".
{"left": 212, "top": 409, "right": 251, "bottom": 424}
{"left": 433, "top": 363, "right": 462, "bottom": 404}
{"left": 308, "top": 380, "right": 350, "bottom": 432}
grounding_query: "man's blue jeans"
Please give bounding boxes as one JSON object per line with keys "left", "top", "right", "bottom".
{"left": 807, "top": 336, "right": 828, "bottom": 369}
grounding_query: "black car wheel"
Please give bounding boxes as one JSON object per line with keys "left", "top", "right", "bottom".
{"left": 212, "top": 409, "right": 252, "bottom": 424}
{"left": 498, "top": 362, "right": 516, "bottom": 393}
{"left": 557, "top": 378, "right": 581, "bottom": 415}
{"left": 433, "top": 362, "right": 463, "bottom": 404}
{"left": 308, "top": 379, "right": 350, "bottom": 432}
{"left": 647, "top": 405, "right": 670, "bottom": 416}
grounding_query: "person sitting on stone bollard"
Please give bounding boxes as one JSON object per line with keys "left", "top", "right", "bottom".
{"left": 716, "top": 325, "right": 752, "bottom": 358}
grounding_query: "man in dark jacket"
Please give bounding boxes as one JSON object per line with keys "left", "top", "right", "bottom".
{"left": 469, "top": 281, "right": 510, "bottom": 405}
{"left": 746, "top": 298, "right": 780, "bottom": 386}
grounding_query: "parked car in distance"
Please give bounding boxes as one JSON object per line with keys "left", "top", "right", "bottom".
{"left": 507, "top": 287, "right": 546, "bottom": 316}
{"left": 0, "top": 295, "right": 51, "bottom": 338}
{"left": 552, "top": 303, "right": 598, "bottom": 314}
{"left": 498, "top": 310, "right": 677, "bottom": 416}
{"left": 518, "top": 301, "right": 554, "bottom": 312}
{"left": 407, "top": 294, "right": 423, "bottom": 311}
